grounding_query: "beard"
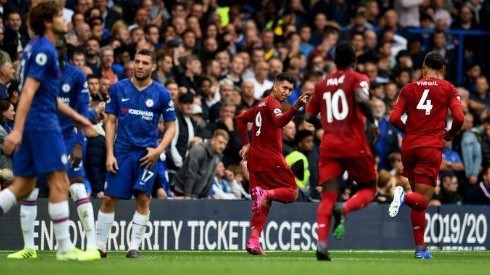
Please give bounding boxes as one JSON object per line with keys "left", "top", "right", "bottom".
{"left": 134, "top": 71, "right": 151, "bottom": 81}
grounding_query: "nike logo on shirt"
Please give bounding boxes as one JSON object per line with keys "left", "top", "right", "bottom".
{"left": 122, "top": 98, "right": 130, "bottom": 102}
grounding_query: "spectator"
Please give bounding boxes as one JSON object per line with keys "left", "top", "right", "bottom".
{"left": 439, "top": 170, "right": 463, "bottom": 205}
{"left": 0, "top": 60, "right": 15, "bottom": 100}
{"left": 3, "top": 10, "right": 29, "bottom": 61}
{"left": 466, "top": 165, "right": 490, "bottom": 204}
{"left": 459, "top": 113, "right": 482, "bottom": 189}
{"left": 166, "top": 92, "right": 197, "bottom": 182}
{"left": 209, "top": 100, "right": 242, "bottom": 166}
{"left": 285, "top": 130, "right": 315, "bottom": 202}
{"left": 172, "top": 129, "right": 229, "bottom": 199}
{"left": 209, "top": 161, "right": 239, "bottom": 200}
{"left": 0, "top": 100, "right": 15, "bottom": 172}
{"left": 372, "top": 98, "right": 402, "bottom": 170}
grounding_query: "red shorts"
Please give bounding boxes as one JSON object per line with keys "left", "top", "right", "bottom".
{"left": 249, "top": 166, "right": 297, "bottom": 191}
{"left": 401, "top": 147, "right": 442, "bottom": 187}
{"left": 318, "top": 155, "right": 377, "bottom": 185}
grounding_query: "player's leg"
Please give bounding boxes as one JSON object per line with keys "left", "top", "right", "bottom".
{"left": 316, "top": 157, "right": 343, "bottom": 261}
{"left": 7, "top": 187, "right": 39, "bottom": 259}
{"left": 246, "top": 171, "right": 268, "bottom": 255}
{"left": 97, "top": 153, "right": 135, "bottom": 256}
{"left": 0, "top": 177, "right": 36, "bottom": 217}
{"left": 126, "top": 163, "right": 157, "bottom": 258}
{"left": 265, "top": 167, "right": 298, "bottom": 204}
{"left": 69, "top": 176, "right": 99, "bottom": 259}
{"left": 410, "top": 183, "right": 434, "bottom": 259}
{"left": 127, "top": 192, "right": 151, "bottom": 258}
{"left": 333, "top": 156, "right": 378, "bottom": 239}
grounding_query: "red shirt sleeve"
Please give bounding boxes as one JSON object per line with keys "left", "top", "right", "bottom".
{"left": 235, "top": 107, "right": 255, "bottom": 145}
{"left": 269, "top": 98, "right": 297, "bottom": 128}
{"left": 389, "top": 87, "right": 407, "bottom": 132}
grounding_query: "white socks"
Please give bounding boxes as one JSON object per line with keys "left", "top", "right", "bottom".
{"left": 0, "top": 188, "right": 17, "bottom": 215}
{"left": 96, "top": 210, "right": 114, "bottom": 252}
{"left": 20, "top": 188, "right": 39, "bottom": 249}
{"left": 48, "top": 200, "right": 74, "bottom": 253}
{"left": 128, "top": 211, "right": 149, "bottom": 251}
{"left": 69, "top": 183, "right": 96, "bottom": 250}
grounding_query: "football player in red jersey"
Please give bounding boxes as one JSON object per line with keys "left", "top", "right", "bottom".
{"left": 305, "top": 41, "right": 379, "bottom": 261}
{"left": 389, "top": 51, "right": 464, "bottom": 259}
{"left": 236, "top": 72, "right": 311, "bottom": 255}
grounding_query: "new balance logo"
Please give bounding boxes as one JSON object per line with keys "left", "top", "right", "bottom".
{"left": 122, "top": 98, "right": 130, "bottom": 102}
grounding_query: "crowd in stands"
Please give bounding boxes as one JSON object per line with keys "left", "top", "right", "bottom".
{"left": 0, "top": 0, "right": 490, "bottom": 204}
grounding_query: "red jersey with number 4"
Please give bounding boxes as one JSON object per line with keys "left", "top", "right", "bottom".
{"left": 306, "top": 69, "right": 371, "bottom": 157}
{"left": 236, "top": 95, "right": 296, "bottom": 171}
{"left": 390, "top": 76, "right": 462, "bottom": 151}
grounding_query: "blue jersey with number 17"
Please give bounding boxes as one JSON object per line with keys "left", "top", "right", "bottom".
{"left": 105, "top": 79, "right": 176, "bottom": 155}
{"left": 20, "top": 35, "right": 61, "bottom": 132}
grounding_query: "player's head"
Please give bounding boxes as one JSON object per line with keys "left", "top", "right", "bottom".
{"left": 422, "top": 51, "right": 445, "bottom": 74}
{"left": 272, "top": 72, "right": 296, "bottom": 102}
{"left": 211, "top": 129, "right": 229, "bottom": 154}
{"left": 334, "top": 41, "right": 356, "bottom": 69}
{"left": 29, "top": 0, "right": 66, "bottom": 36}
{"left": 133, "top": 48, "right": 157, "bottom": 81}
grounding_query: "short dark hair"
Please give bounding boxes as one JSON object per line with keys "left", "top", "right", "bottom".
{"left": 334, "top": 41, "right": 356, "bottom": 68}
{"left": 29, "top": 0, "right": 63, "bottom": 36}
{"left": 423, "top": 51, "right": 445, "bottom": 71}
{"left": 136, "top": 48, "right": 156, "bottom": 64}
{"left": 274, "top": 72, "right": 296, "bottom": 85}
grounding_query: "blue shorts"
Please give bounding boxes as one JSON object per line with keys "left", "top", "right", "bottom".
{"left": 14, "top": 131, "right": 68, "bottom": 178}
{"left": 105, "top": 150, "right": 157, "bottom": 199}
{"left": 64, "top": 132, "right": 87, "bottom": 179}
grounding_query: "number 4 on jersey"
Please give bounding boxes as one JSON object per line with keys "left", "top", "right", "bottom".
{"left": 417, "top": 89, "right": 433, "bottom": 115}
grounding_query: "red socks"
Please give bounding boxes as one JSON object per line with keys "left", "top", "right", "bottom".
{"left": 250, "top": 205, "right": 270, "bottom": 239}
{"left": 270, "top": 188, "right": 297, "bottom": 203}
{"left": 411, "top": 209, "right": 426, "bottom": 247}
{"left": 316, "top": 192, "right": 337, "bottom": 244}
{"left": 343, "top": 186, "right": 376, "bottom": 215}
{"left": 404, "top": 192, "right": 428, "bottom": 211}
{"left": 404, "top": 192, "right": 428, "bottom": 247}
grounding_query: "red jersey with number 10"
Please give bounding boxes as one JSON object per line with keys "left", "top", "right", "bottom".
{"left": 390, "top": 76, "right": 461, "bottom": 151}
{"left": 306, "top": 69, "right": 372, "bottom": 157}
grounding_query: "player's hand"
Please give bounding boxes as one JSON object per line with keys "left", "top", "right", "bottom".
{"left": 139, "top": 147, "right": 160, "bottom": 169}
{"left": 2, "top": 129, "right": 22, "bottom": 156}
{"left": 239, "top": 144, "right": 250, "bottom": 161}
{"left": 293, "top": 92, "right": 312, "bottom": 109}
{"left": 106, "top": 154, "right": 119, "bottom": 173}
{"left": 70, "top": 143, "right": 83, "bottom": 168}
{"left": 96, "top": 191, "right": 105, "bottom": 199}
{"left": 77, "top": 116, "right": 95, "bottom": 136}
{"left": 443, "top": 129, "right": 454, "bottom": 142}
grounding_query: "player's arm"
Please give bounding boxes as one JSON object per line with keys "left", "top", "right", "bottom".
{"left": 57, "top": 98, "right": 93, "bottom": 134}
{"left": 443, "top": 96, "right": 465, "bottom": 141}
{"left": 235, "top": 108, "right": 254, "bottom": 145}
{"left": 389, "top": 90, "right": 407, "bottom": 132}
{"left": 105, "top": 113, "right": 118, "bottom": 173}
{"left": 156, "top": 120, "right": 176, "bottom": 154}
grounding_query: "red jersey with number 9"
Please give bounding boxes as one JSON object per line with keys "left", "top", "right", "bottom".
{"left": 390, "top": 76, "right": 461, "bottom": 151}
{"left": 306, "top": 69, "right": 372, "bottom": 157}
{"left": 236, "top": 95, "right": 296, "bottom": 171}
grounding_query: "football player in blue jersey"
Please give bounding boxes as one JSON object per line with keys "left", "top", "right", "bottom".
{"left": 7, "top": 37, "right": 100, "bottom": 260}
{"left": 96, "top": 48, "right": 176, "bottom": 258}
{"left": 0, "top": 0, "right": 94, "bottom": 261}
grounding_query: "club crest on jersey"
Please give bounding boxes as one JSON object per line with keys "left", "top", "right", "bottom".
{"left": 146, "top": 99, "right": 154, "bottom": 108}
{"left": 62, "top": 83, "right": 70, "bottom": 93}
{"left": 35, "top": 53, "right": 47, "bottom": 65}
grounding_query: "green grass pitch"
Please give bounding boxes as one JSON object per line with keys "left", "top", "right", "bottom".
{"left": 1, "top": 250, "right": 488, "bottom": 275}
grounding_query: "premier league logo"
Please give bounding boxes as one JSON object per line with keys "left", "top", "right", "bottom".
{"left": 146, "top": 99, "right": 154, "bottom": 108}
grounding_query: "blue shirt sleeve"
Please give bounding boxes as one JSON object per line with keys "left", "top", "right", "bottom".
{"left": 161, "top": 88, "right": 176, "bottom": 122}
{"left": 105, "top": 84, "right": 119, "bottom": 115}
{"left": 26, "top": 44, "right": 57, "bottom": 82}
